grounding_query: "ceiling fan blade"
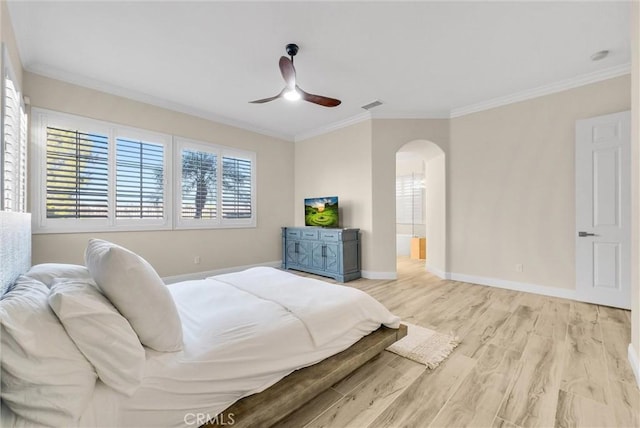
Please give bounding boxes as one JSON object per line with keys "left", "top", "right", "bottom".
{"left": 249, "top": 88, "right": 285, "bottom": 104}
{"left": 279, "top": 56, "right": 296, "bottom": 88}
{"left": 297, "top": 86, "right": 342, "bottom": 107}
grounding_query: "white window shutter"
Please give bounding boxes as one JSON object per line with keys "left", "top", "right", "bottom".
{"left": 222, "top": 155, "right": 252, "bottom": 219}
{"left": 2, "top": 53, "right": 27, "bottom": 213}
{"left": 115, "top": 137, "right": 165, "bottom": 219}
{"left": 396, "top": 174, "right": 425, "bottom": 226}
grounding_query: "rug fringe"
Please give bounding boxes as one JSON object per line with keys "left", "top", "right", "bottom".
{"left": 424, "top": 336, "right": 460, "bottom": 369}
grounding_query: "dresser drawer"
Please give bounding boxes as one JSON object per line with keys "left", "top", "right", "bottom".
{"left": 319, "top": 230, "right": 341, "bottom": 241}
{"left": 285, "top": 229, "right": 301, "bottom": 239}
{"left": 301, "top": 230, "right": 318, "bottom": 240}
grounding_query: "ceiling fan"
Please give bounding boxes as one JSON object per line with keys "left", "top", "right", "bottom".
{"left": 249, "top": 43, "right": 341, "bottom": 108}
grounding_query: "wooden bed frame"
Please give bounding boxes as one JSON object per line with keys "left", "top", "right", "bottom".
{"left": 204, "top": 324, "right": 407, "bottom": 428}
{"left": 0, "top": 212, "right": 407, "bottom": 428}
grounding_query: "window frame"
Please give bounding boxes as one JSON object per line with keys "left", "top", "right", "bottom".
{"left": 174, "top": 137, "right": 256, "bottom": 230}
{"left": 31, "top": 109, "right": 257, "bottom": 234}
{"left": 113, "top": 125, "right": 172, "bottom": 229}
{"left": 220, "top": 148, "right": 255, "bottom": 226}
{"left": 31, "top": 108, "right": 173, "bottom": 233}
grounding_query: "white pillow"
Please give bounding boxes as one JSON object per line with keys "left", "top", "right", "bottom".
{"left": 49, "top": 278, "right": 146, "bottom": 396}
{"left": 85, "top": 239, "right": 183, "bottom": 352}
{"left": 25, "top": 263, "right": 93, "bottom": 287}
{"left": 0, "top": 276, "right": 97, "bottom": 425}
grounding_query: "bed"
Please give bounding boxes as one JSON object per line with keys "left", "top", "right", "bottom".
{"left": 0, "top": 212, "right": 406, "bottom": 428}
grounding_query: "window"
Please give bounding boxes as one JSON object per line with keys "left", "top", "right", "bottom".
{"left": 396, "top": 173, "right": 425, "bottom": 227}
{"left": 1, "top": 46, "right": 28, "bottom": 213}
{"left": 180, "top": 147, "right": 217, "bottom": 220}
{"left": 222, "top": 156, "right": 253, "bottom": 220}
{"left": 116, "top": 137, "right": 165, "bottom": 219}
{"left": 32, "top": 109, "right": 256, "bottom": 233}
{"left": 175, "top": 138, "right": 256, "bottom": 229}
{"left": 46, "top": 127, "right": 109, "bottom": 218}
{"left": 32, "top": 109, "right": 172, "bottom": 232}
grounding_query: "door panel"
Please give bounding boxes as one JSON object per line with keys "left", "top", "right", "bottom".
{"left": 297, "top": 242, "right": 311, "bottom": 267}
{"left": 593, "top": 148, "right": 620, "bottom": 227}
{"left": 593, "top": 242, "right": 619, "bottom": 289}
{"left": 311, "top": 243, "right": 325, "bottom": 269}
{"left": 575, "top": 111, "right": 630, "bottom": 309}
{"left": 324, "top": 244, "right": 339, "bottom": 273}
{"left": 286, "top": 241, "right": 298, "bottom": 265}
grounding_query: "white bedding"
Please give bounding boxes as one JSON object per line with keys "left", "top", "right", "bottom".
{"left": 2, "top": 267, "right": 399, "bottom": 428}
{"left": 213, "top": 267, "right": 400, "bottom": 346}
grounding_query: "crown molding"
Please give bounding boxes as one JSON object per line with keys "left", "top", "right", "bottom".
{"left": 25, "top": 64, "right": 295, "bottom": 142}
{"left": 294, "top": 111, "right": 372, "bottom": 142}
{"left": 295, "top": 64, "right": 631, "bottom": 140}
{"left": 370, "top": 111, "right": 450, "bottom": 120}
{"left": 25, "top": 62, "right": 631, "bottom": 143}
{"left": 450, "top": 63, "right": 631, "bottom": 118}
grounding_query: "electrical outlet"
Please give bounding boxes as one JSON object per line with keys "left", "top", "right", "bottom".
{"left": 515, "top": 263, "right": 523, "bottom": 272}
{"left": 194, "top": 256, "right": 201, "bottom": 265}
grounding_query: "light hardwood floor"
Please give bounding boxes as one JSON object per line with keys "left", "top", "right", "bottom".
{"left": 276, "top": 257, "right": 639, "bottom": 428}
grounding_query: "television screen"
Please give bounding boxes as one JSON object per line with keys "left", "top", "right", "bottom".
{"left": 304, "top": 196, "right": 339, "bottom": 228}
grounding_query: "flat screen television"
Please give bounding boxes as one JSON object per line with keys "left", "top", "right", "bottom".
{"left": 304, "top": 196, "right": 339, "bottom": 228}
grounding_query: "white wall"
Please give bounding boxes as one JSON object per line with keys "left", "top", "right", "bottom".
{"left": 395, "top": 156, "right": 424, "bottom": 176}
{"left": 449, "top": 75, "right": 631, "bottom": 289}
{"left": 296, "top": 78, "right": 630, "bottom": 286}
{"left": 24, "top": 73, "right": 295, "bottom": 277}
{"left": 396, "top": 234, "right": 412, "bottom": 257}
{"left": 1, "top": 1, "right": 23, "bottom": 88}
{"left": 425, "top": 150, "right": 445, "bottom": 274}
{"left": 395, "top": 141, "right": 447, "bottom": 277}
{"left": 293, "top": 120, "right": 374, "bottom": 271}
{"left": 371, "top": 119, "right": 450, "bottom": 277}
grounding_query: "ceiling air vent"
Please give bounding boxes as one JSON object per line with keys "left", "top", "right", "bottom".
{"left": 361, "top": 100, "right": 383, "bottom": 110}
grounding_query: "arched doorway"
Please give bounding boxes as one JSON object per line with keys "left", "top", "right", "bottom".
{"left": 395, "top": 140, "right": 446, "bottom": 276}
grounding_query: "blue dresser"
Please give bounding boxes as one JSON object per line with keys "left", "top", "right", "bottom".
{"left": 281, "top": 227, "right": 361, "bottom": 282}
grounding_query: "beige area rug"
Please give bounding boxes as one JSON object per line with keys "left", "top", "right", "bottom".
{"left": 387, "top": 322, "right": 460, "bottom": 369}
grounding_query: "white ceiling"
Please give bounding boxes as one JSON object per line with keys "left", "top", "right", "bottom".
{"left": 7, "top": 1, "right": 631, "bottom": 141}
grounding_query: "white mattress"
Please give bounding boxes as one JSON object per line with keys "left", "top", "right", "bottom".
{"left": 2, "top": 267, "right": 399, "bottom": 428}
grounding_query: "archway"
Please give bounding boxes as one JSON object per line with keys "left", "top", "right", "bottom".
{"left": 395, "top": 140, "right": 446, "bottom": 277}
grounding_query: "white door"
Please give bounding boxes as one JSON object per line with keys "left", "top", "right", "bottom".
{"left": 576, "top": 111, "right": 630, "bottom": 309}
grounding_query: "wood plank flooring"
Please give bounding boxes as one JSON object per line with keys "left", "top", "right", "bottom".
{"left": 275, "top": 257, "right": 638, "bottom": 428}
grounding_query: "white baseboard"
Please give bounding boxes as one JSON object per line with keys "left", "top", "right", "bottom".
{"left": 163, "top": 261, "right": 281, "bottom": 284}
{"left": 426, "top": 265, "right": 450, "bottom": 280}
{"left": 629, "top": 344, "right": 640, "bottom": 389}
{"left": 361, "top": 270, "right": 397, "bottom": 280}
{"left": 448, "top": 272, "right": 578, "bottom": 301}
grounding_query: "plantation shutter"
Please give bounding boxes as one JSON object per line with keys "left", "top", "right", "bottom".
{"left": 180, "top": 149, "right": 217, "bottom": 219}
{"left": 45, "top": 127, "right": 109, "bottom": 218}
{"left": 18, "top": 106, "right": 27, "bottom": 211}
{"left": 2, "top": 66, "right": 27, "bottom": 212}
{"left": 116, "top": 137, "right": 164, "bottom": 218}
{"left": 396, "top": 174, "right": 424, "bottom": 225}
{"left": 222, "top": 156, "right": 252, "bottom": 219}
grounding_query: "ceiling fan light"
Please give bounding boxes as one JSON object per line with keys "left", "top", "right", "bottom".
{"left": 284, "top": 89, "right": 301, "bottom": 101}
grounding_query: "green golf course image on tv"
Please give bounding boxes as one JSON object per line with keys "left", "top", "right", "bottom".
{"left": 305, "top": 196, "right": 339, "bottom": 228}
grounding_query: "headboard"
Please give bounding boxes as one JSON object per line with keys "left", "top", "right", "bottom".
{"left": 0, "top": 211, "right": 31, "bottom": 295}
